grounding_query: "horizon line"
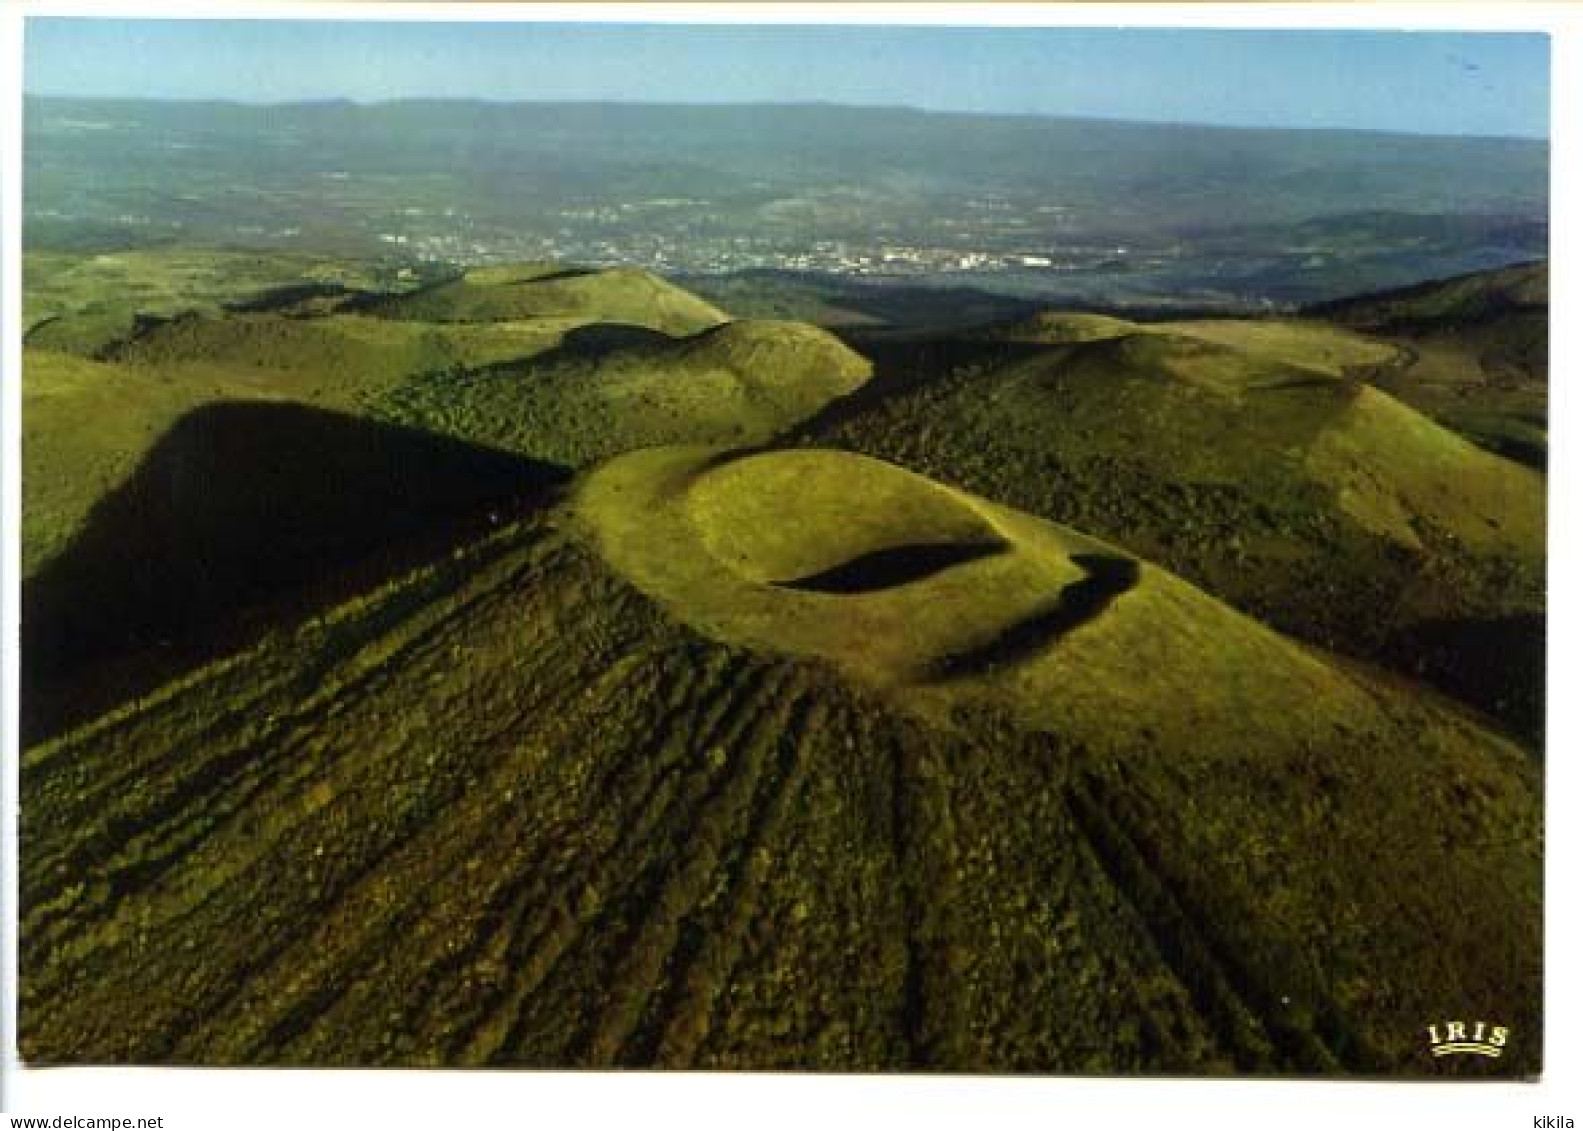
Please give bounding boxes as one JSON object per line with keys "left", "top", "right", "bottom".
{"left": 20, "top": 92, "right": 1551, "bottom": 143}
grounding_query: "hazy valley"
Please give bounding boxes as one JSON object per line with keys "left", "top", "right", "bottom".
{"left": 26, "top": 99, "right": 1547, "bottom": 309}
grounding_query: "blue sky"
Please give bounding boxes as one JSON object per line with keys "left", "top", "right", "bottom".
{"left": 24, "top": 20, "right": 1550, "bottom": 138}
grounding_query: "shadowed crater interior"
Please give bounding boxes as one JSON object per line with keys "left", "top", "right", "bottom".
{"left": 773, "top": 540, "right": 1009, "bottom": 594}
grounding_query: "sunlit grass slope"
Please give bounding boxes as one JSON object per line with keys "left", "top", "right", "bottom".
{"left": 363, "top": 264, "right": 730, "bottom": 335}
{"left": 23, "top": 248, "right": 418, "bottom": 355}
{"left": 374, "top": 319, "right": 871, "bottom": 466}
{"left": 1312, "top": 260, "right": 1546, "bottom": 334}
{"left": 1159, "top": 318, "right": 1398, "bottom": 377}
{"left": 1309, "top": 261, "right": 1548, "bottom": 466}
{"left": 22, "top": 451, "right": 1540, "bottom": 1075}
{"left": 811, "top": 319, "right": 1544, "bottom": 737}
{"left": 104, "top": 312, "right": 575, "bottom": 411}
{"left": 21, "top": 263, "right": 870, "bottom": 743}
{"left": 19, "top": 255, "right": 1544, "bottom": 1077}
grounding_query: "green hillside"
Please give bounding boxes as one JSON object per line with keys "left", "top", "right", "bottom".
{"left": 102, "top": 311, "right": 573, "bottom": 410}
{"left": 808, "top": 319, "right": 1543, "bottom": 738}
{"left": 22, "top": 248, "right": 423, "bottom": 356}
{"left": 19, "top": 257, "right": 1546, "bottom": 1077}
{"left": 20, "top": 264, "right": 869, "bottom": 724}
{"left": 22, "top": 452, "right": 1540, "bottom": 1074}
{"left": 25, "top": 401, "right": 560, "bottom": 697}
{"left": 1307, "top": 262, "right": 1548, "bottom": 466}
{"left": 22, "top": 349, "right": 265, "bottom": 577}
{"left": 1311, "top": 260, "right": 1547, "bottom": 336}
{"left": 372, "top": 319, "right": 872, "bottom": 466}
{"left": 363, "top": 264, "right": 731, "bottom": 336}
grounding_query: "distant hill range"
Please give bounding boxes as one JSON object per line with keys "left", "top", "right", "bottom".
{"left": 24, "top": 97, "right": 1547, "bottom": 305}
{"left": 25, "top": 96, "right": 1547, "bottom": 229}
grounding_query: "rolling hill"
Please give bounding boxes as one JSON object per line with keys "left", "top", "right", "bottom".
{"left": 19, "top": 264, "right": 870, "bottom": 734}
{"left": 22, "top": 248, "right": 425, "bottom": 356}
{"left": 373, "top": 318, "right": 871, "bottom": 466}
{"left": 1307, "top": 261, "right": 1548, "bottom": 467}
{"left": 98, "top": 309, "right": 570, "bottom": 411}
{"left": 21, "top": 447, "right": 1541, "bottom": 1074}
{"left": 361, "top": 263, "right": 731, "bottom": 335}
{"left": 18, "top": 257, "right": 1546, "bottom": 1077}
{"left": 809, "top": 312, "right": 1544, "bottom": 738}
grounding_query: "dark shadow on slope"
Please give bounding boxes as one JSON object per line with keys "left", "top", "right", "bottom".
{"left": 680, "top": 269, "right": 1044, "bottom": 334}
{"left": 555, "top": 322, "right": 677, "bottom": 356}
{"left": 1246, "top": 375, "right": 1345, "bottom": 393}
{"left": 505, "top": 266, "right": 597, "bottom": 284}
{"left": 1385, "top": 613, "right": 1545, "bottom": 752}
{"left": 337, "top": 273, "right": 463, "bottom": 317}
{"left": 223, "top": 282, "right": 359, "bottom": 315}
{"left": 454, "top": 322, "right": 681, "bottom": 386}
{"left": 783, "top": 337, "right": 1058, "bottom": 443}
{"left": 928, "top": 554, "right": 1140, "bottom": 680}
{"left": 1469, "top": 432, "right": 1547, "bottom": 472}
{"left": 23, "top": 401, "right": 568, "bottom": 729}
{"left": 774, "top": 540, "right": 1008, "bottom": 594}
